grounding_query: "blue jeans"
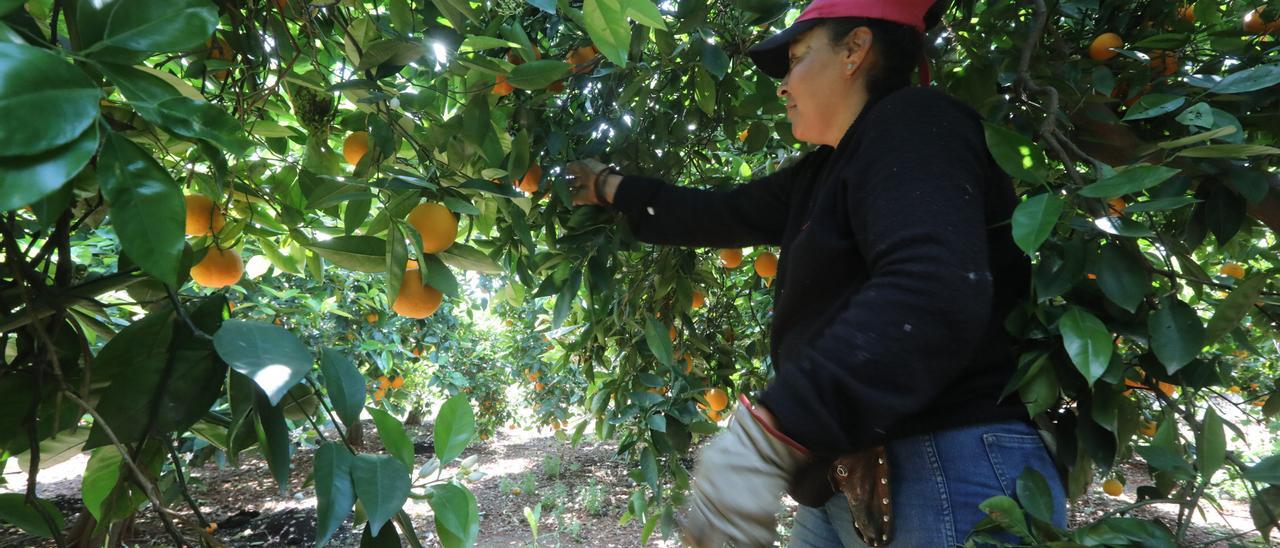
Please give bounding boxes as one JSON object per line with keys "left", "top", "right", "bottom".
{"left": 789, "top": 420, "right": 1066, "bottom": 547}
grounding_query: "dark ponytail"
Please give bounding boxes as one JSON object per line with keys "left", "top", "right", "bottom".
{"left": 822, "top": 1, "right": 948, "bottom": 100}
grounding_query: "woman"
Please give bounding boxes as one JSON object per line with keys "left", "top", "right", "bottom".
{"left": 567, "top": 0, "right": 1066, "bottom": 545}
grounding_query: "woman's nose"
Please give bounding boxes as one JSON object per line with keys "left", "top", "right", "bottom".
{"left": 777, "top": 76, "right": 789, "bottom": 98}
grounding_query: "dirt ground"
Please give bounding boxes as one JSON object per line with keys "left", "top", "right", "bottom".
{"left": 0, "top": 418, "right": 1268, "bottom": 547}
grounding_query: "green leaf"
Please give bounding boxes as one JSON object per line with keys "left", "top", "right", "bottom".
{"left": 428, "top": 483, "right": 480, "bottom": 548}
{"left": 0, "top": 43, "right": 100, "bottom": 156}
{"left": 85, "top": 0, "right": 218, "bottom": 53}
{"left": 1078, "top": 164, "right": 1181, "bottom": 198}
{"left": 1210, "top": 64, "right": 1280, "bottom": 94}
{"left": 1148, "top": 296, "right": 1203, "bottom": 375}
{"left": 319, "top": 349, "right": 367, "bottom": 430}
{"left": 1156, "top": 125, "right": 1238, "bottom": 149}
{"left": 1058, "top": 306, "right": 1112, "bottom": 386}
{"left": 1251, "top": 486, "right": 1280, "bottom": 538}
{"left": 0, "top": 493, "right": 65, "bottom": 539}
{"left": 213, "top": 320, "right": 315, "bottom": 406}
{"left": 552, "top": 271, "right": 580, "bottom": 329}
{"left": 0, "top": 1, "right": 22, "bottom": 16}
{"left": 153, "top": 97, "right": 253, "bottom": 156}
{"left": 694, "top": 67, "right": 715, "bottom": 115}
{"left": 315, "top": 443, "right": 357, "bottom": 547}
{"left": 1174, "top": 102, "right": 1213, "bottom": 128}
{"left": 85, "top": 306, "right": 177, "bottom": 449}
{"left": 82, "top": 447, "right": 124, "bottom": 521}
{"left": 583, "top": 0, "right": 631, "bottom": 67}
{"left": 978, "top": 495, "right": 1031, "bottom": 540}
{"left": 255, "top": 388, "right": 293, "bottom": 494}
{"left": 404, "top": 254, "right": 452, "bottom": 298}
{"left": 506, "top": 60, "right": 571, "bottom": 89}
{"left": 983, "top": 123, "right": 1048, "bottom": 185}
{"left": 1122, "top": 94, "right": 1185, "bottom": 121}
{"left": 622, "top": 0, "right": 668, "bottom": 29}
{"left": 434, "top": 395, "right": 475, "bottom": 466}
{"left": 1175, "top": 144, "right": 1280, "bottom": 158}
{"left": 98, "top": 132, "right": 185, "bottom": 287}
{"left": 1011, "top": 193, "right": 1062, "bottom": 254}
{"left": 439, "top": 244, "right": 503, "bottom": 274}
{"left": 1123, "top": 196, "right": 1199, "bottom": 213}
{"left": 1092, "top": 245, "right": 1150, "bottom": 313}
{"left": 1015, "top": 468, "right": 1055, "bottom": 525}
{"left": 385, "top": 224, "right": 408, "bottom": 306}
{"left": 507, "top": 129, "right": 531, "bottom": 184}
{"left": 355, "top": 39, "right": 428, "bottom": 71}
{"left": 0, "top": 120, "right": 98, "bottom": 213}
{"left": 460, "top": 36, "right": 521, "bottom": 51}
{"left": 640, "top": 446, "right": 659, "bottom": 492}
{"left": 1205, "top": 274, "right": 1269, "bottom": 345}
{"left": 1131, "top": 33, "right": 1188, "bottom": 50}
{"left": 1092, "top": 216, "right": 1155, "bottom": 238}
{"left": 361, "top": 520, "right": 403, "bottom": 547}
{"left": 643, "top": 316, "right": 674, "bottom": 367}
{"left": 370, "top": 407, "right": 415, "bottom": 470}
{"left": 1198, "top": 407, "right": 1226, "bottom": 479}
{"left": 351, "top": 453, "right": 412, "bottom": 536}
{"left": 307, "top": 235, "right": 388, "bottom": 273}
{"left": 1245, "top": 455, "right": 1280, "bottom": 485}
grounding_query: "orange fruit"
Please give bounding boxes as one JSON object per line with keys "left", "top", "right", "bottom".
{"left": 1242, "top": 7, "right": 1280, "bottom": 34}
{"left": 1178, "top": 4, "right": 1195, "bottom": 23}
{"left": 184, "top": 194, "right": 227, "bottom": 237}
{"left": 704, "top": 388, "right": 728, "bottom": 411}
{"left": 393, "top": 269, "right": 444, "bottom": 318}
{"left": 684, "top": 355, "right": 694, "bottom": 374}
{"left": 566, "top": 44, "right": 598, "bottom": 67}
{"left": 526, "top": 370, "right": 541, "bottom": 382}
{"left": 1138, "top": 420, "right": 1157, "bottom": 437}
{"left": 535, "top": 382, "right": 545, "bottom": 391}
{"left": 374, "top": 388, "right": 386, "bottom": 401}
{"left": 343, "top": 131, "right": 370, "bottom": 166}
{"left": 669, "top": 325, "right": 677, "bottom": 342}
{"left": 493, "top": 74, "right": 514, "bottom": 96}
{"left": 691, "top": 290, "right": 705, "bottom": 310}
{"left": 1106, "top": 197, "right": 1126, "bottom": 217}
{"left": 406, "top": 202, "right": 458, "bottom": 253}
{"left": 412, "top": 347, "right": 422, "bottom": 356}
{"left": 390, "top": 376, "right": 404, "bottom": 389}
{"left": 1088, "top": 33, "right": 1123, "bottom": 61}
{"left": 207, "top": 37, "right": 233, "bottom": 81}
{"left": 507, "top": 46, "right": 541, "bottom": 65}
{"left": 1102, "top": 478, "right": 1123, "bottom": 496}
{"left": 1086, "top": 272, "right": 1098, "bottom": 280}
{"left": 754, "top": 252, "right": 778, "bottom": 278}
{"left": 366, "top": 312, "right": 378, "bottom": 323}
{"left": 1221, "top": 263, "right": 1245, "bottom": 280}
{"left": 719, "top": 248, "right": 743, "bottom": 268}
{"left": 518, "top": 164, "right": 542, "bottom": 194}
{"left": 1228, "top": 385, "right": 1242, "bottom": 394}
{"left": 738, "top": 128, "right": 749, "bottom": 142}
{"left": 707, "top": 409, "right": 724, "bottom": 422}
{"left": 190, "top": 247, "right": 243, "bottom": 288}
{"left": 1157, "top": 381, "right": 1176, "bottom": 397}
{"left": 378, "top": 376, "right": 391, "bottom": 389}
{"left": 1148, "top": 50, "right": 1178, "bottom": 76}
{"left": 1256, "top": 398, "right": 1269, "bottom": 407}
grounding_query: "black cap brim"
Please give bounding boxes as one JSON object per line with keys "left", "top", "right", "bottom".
{"left": 747, "top": 19, "right": 822, "bottom": 79}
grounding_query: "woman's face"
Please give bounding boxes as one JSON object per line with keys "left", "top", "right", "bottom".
{"left": 778, "top": 26, "right": 871, "bottom": 146}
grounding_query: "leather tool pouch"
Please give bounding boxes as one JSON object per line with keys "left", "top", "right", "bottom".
{"left": 829, "top": 446, "right": 893, "bottom": 546}
{"left": 786, "top": 447, "right": 893, "bottom": 545}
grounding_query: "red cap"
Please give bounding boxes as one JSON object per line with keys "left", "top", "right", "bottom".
{"left": 748, "top": 0, "right": 935, "bottom": 84}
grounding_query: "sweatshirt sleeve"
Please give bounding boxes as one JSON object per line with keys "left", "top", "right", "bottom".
{"left": 758, "top": 92, "right": 997, "bottom": 456}
{"left": 606, "top": 161, "right": 800, "bottom": 248}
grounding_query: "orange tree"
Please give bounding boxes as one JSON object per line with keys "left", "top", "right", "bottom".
{"left": 3, "top": 0, "right": 1280, "bottom": 545}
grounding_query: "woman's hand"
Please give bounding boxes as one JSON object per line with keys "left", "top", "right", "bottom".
{"left": 565, "top": 158, "right": 613, "bottom": 206}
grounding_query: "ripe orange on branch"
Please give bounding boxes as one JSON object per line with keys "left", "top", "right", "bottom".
{"left": 406, "top": 202, "right": 458, "bottom": 253}
{"left": 343, "top": 131, "right": 370, "bottom": 166}
{"left": 518, "top": 164, "right": 543, "bottom": 194}
{"left": 719, "top": 248, "right": 743, "bottom": 268}
{"left": 392, "top": 268, "right": 444, "bottom": 318}
{"left": 754, "top": 252, "right": 778, "bottom": 278}
{"left": 185, "top": 194, "right": 226, "bottom": 236}
{"left": 190, "top": 247, "right": 243, "bottom": 288}
{"left": 493, "top": 75, "right": 514, "bottom": 96}
{"left": 704, "top": 388, "right": 729, "bottom": 411}
{"left": 1088, "top": 32, "right": 1123, "bottom": 61}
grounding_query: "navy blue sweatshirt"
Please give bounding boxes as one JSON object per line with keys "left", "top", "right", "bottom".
{"left": 607, "top": 87, "right": 1031, "bottom": 457}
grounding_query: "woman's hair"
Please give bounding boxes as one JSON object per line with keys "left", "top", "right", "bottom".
{"left": 821, "top": 1, "right": 947, "bottom": 100}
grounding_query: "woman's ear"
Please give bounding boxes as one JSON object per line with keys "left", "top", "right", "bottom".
{"left": 840, "top": 27, "right": 873, "bottom": 75}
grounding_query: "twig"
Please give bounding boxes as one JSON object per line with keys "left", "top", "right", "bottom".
{"left": 62, "top": 391, "right": 189, "bottom": 546}
{"left": 165, "top": 285, "right": 214, "bottom": 340}
{"left": 167, "top": 437, "right": 210, "bottom": 529}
